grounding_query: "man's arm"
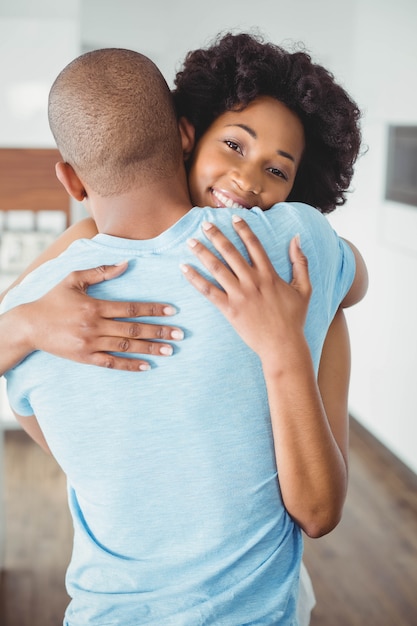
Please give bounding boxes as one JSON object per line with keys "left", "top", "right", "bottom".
{"left": 12, "top": 411, "right": 52, "bottom": 455}
{"left": 317, "top": 307, "right": 350, "bottom": 473}
{"left": 340, "top": 238, "right": 368, "bottom": 307}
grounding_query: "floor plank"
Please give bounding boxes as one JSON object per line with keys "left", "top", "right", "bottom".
{"left": 1, "top": 418, "right": 416, "bottom": 625}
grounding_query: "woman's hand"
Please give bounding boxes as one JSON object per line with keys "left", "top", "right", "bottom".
{"left": 22, "top": 261, "right": 184, "bottom": 371}
{"left": 181, "top": 215, "right": 311, "bottom": 371}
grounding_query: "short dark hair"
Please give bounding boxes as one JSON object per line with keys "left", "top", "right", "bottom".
{"left": 49, "top": 48, "right": 181, "bottom": 197}
{"left": 173, "top": 32, "right": 362, "bottom": 213}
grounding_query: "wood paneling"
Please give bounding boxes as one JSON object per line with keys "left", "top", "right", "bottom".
{"left": 0, "top": 149, "right": 70, "bottom": 225}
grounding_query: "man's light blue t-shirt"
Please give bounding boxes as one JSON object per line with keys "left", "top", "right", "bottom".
{"left": 3, "top": 203, "right": 355, "bottom": 625}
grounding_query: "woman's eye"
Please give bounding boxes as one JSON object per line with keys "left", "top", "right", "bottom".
{"left": 225, "top": 140, "right": 242, "bottom": 154}
{"left": 268, "top": 167, "right": 288, "bottom": 181}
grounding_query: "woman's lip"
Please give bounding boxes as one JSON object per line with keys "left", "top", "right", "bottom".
{"left": 211, "top": 188, "right": 250, "bottom": 210}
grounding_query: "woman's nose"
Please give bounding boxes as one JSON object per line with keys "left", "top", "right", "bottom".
{"left": 232, "top": 166, "right": 262, "bottom": 195}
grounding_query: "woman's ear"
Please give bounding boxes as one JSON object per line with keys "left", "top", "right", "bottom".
{"left": 178, "top": 117, "right": 195, "bottom": 161}
{"left": 55, "top": 162, "right": 87, "bottom": 201}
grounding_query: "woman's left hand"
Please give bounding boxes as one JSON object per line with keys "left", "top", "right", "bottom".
{"left": 181, "top": 215, "right": 312, "bottom": 365}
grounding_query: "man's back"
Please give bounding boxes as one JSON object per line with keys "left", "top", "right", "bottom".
{"left": 4, "top": 203, "right": 355, "bottom": 625}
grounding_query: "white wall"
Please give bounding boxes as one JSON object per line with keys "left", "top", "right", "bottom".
{"left": 0, "top": 2, "right": 81, "bottom": 147}
{"left": 327, "top": 0, "right": 417, "bottom": 473}
{"left": 81, "top": 0, "right": 356, "bottom": 87}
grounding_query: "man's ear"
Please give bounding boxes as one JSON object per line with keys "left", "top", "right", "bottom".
{"left": 55, "top": 162, "right": 87, "bottom": 201}
{"left": 178, "top": 117, "right": 195, "bottom": 161}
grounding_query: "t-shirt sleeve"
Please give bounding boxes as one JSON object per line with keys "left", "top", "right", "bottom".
{"left": 286, "top": 202, "right": 356, "bottom": 323}
{"left": 4, "top": 369, "right": 34, "bottom": 417}
{"left": 330, "top": 236, "right": 356, "bottom": 310}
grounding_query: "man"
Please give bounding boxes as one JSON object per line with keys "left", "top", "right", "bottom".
{"left": 3, "top": 48, "right": 357, "bottom": 625}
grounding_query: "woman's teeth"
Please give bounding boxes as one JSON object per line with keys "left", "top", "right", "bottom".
{"left": 212, "top": 189, "right": 246, "bottom": 210}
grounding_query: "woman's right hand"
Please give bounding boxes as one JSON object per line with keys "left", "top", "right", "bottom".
{"left": 19, "top": 261, "right": 184, "bottom": 372}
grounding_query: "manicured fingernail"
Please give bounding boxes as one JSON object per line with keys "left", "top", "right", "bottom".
{"left": 187, "top": 238, "right": 198, "bottom": 248}
{"left": 232, "top": 214, "right": 243, "bottom": 223}
{"left": 171, "top": 329, "right": 184, "bottom": 340}
{"left": 160, "top": 345, "right": 173, "bottom": 356}
{"left": 139, "top": 363, "right": 151, "bottom": 371}
{"left": 202, "top": 221, "right": 213, "bottom": 231}
{"left": 114, "top": 259, "right": 129, "bottom": 266}
{"left": 180, "top": 263, "right": 189, "bottom": 273}
{"left": 163, "top": 305, "right": 176, "bottom": 315}
{"left": 294, "top": 233, "right": 301, "bottom": 248}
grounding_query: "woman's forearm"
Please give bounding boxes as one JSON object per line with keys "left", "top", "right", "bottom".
{"left": 0, "top": 303, "right": 35, "bottom": 375}
{"left": 262, "top": 336, "right": 347, "bottom": 538}
{"left": 0, "top": 217, "right": 100, "bottom": 376}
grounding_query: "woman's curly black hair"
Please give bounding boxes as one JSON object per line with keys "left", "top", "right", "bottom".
{"left": 173, "top": 32, "right": 362, "bottom": 214}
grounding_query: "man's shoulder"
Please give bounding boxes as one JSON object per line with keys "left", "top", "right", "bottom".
{"left": 196, "top": 202, "right": 321, "bottom": 229}
{"left": 265, "top": 201, "right": 328, "bottom": 227}
{"left": 190, "top": 203, "right": 333, "bottom": 259}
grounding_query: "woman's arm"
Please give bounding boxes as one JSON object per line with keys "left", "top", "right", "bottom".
{"left": 0, "top": 217, "right": 99, "bottom": 300}
{"left": 181, "top": 217, "right": 351, "bottom": 538}
{"left": 0, "top": 218, "right": 183, "bottom": 375}
{"left": 0, "top": 263, "right": 184, "bottom": 375}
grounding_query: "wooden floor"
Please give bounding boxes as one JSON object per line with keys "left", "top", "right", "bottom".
{"left": 0, "top": 418, "right": 416, "bottom": 626}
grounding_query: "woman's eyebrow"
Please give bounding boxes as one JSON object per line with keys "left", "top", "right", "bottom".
{"left": 276, "top": 149, "right": 295, "bottom": 162}
{"left": 226, "top": 123, "right": 257, "bottom": 139}
{"left": 225, "top": 123, "right": 295, "bottom": 162}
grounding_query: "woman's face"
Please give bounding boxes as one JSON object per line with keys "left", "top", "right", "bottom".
{"left": 187, "top": 96, "right": 305, "bottom": 211}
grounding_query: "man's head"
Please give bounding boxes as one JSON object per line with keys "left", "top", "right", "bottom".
{"left": 49, "top": 48, "right": 182, "bottom": 197}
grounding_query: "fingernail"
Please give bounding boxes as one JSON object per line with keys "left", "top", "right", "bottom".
{"left": 163, "top": 305, "right": 176, "bottom": 315}
{"left": 294, "top": 233, "right": 301, "bottom": 248}
{"left": 171, "top": 329, "right": 184, "bottom": 340}
{"left": 160, "top": 345, "right": 173, "bottom": 356}
{"left": 114, "top": 260, "right": 129, "bottom": 266}
{"left": 180, "top": 263, "right": 189, "bottom": 273}
{"left": 202, "top": 221, "right": 213, "bottom": 231}
{"left": 232, "top": 214, "right": 243, "bottom": 223}
{"left": 139, "top": 363, "right": 151, "bottom": 371}
{"left": 187, "top": 238, "right": 198, "bottom": 248}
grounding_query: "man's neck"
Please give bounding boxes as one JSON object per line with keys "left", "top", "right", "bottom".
{"left": 90, "top": 176, "right": 193, "bottom": 240}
